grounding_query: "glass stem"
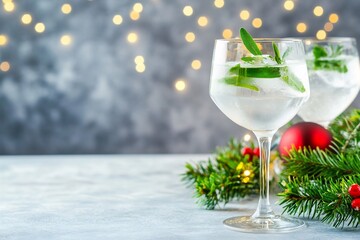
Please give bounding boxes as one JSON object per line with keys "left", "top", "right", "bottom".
{"left": 252, "top": 130, "right": 276, "bottom": 219}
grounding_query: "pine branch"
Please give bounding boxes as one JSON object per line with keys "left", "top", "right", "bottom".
{"left": 279, "top": 175, "right": 360, "bottom": 228}
{"left": 182, "top": 139, "right": 260, "bottom": 209}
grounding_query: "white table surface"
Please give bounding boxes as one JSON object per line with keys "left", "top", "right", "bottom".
{"left": 0, "top": 154, "right": 359, "bottom": 240}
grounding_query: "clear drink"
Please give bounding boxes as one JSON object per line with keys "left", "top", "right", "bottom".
{"left": 298, "top": 38, "right": 360, "bottom": 127}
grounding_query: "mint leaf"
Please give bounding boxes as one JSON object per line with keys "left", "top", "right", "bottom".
{"left": 223, "top": 76, "right": 259, "bottom": 91}
{"left": 311, "top": 45, "right": 348, "bottom": 73}
{"left": 281, "top": 67, "right": 306, "bottom": 93}
{"left": 230, "top": 64, "right": 281, "bottom": 78}
{"left": 240, "top": 28, "right": 262, "bottom": 55}
{"left": 272, "top": 42, "right": 282, "bottom": 64}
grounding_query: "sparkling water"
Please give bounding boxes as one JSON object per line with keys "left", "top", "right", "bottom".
{"left": 210, "top": 61, "right": 309, "bottom": 131}
{"left": 298, "top": 56, "right": 360, "bottom": 126}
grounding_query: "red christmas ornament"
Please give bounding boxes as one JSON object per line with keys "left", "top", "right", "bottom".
{"left": 348, "top": 184, "right": 360, "bottom": 199}
{"left": 351, "top": 198, "right": 360, "bottom": 211}
{"left": 253, "top": 147, "right": 260, "bottom": 157}
{"left": 278, "top": 122, "right": 332, "bottom": 157}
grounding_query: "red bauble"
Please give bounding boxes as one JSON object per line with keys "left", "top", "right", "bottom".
{"left": 351, "top": 198, "right": 360, "bottom": 211}
{"left": 278, "top": 122, "right": 332, "bottom": 157}
{"left": 348, "top": 184, "right": 360, "bottom": 199}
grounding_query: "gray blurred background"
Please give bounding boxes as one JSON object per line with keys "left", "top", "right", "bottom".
{"left": 0, "top": 0, "right": 359, "bottom": 154}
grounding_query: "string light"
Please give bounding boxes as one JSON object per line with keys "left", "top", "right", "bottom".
{"left": 34, "top": 23, "right": 46, "bottom": 33}
{"left": 61, "top": 3, "right": 72, "bottom": 14}
{"left": 191, "top": 60, "right": 201, "bottom": 70}
{"left": 313, "top": 6, "right": 324, "bottom": 17}
{"left": 175, "top": 79, "right": 186, "bottom": 92}
{"left": 316, "top": 30, "right": 326, "bottom": 40}
{"left": 185, "top": 32, "right": 195, "bottom": 42}
{"left": 283, "top": 0, "right": 294, "bottom": 11}
{"left": 127, "top": 32, "right": 138, "bottom": 43}
{"left": 0, "top": 34, "right": 8, "bottom": 46}
{"left": 252, "top": 18, "right": 262, "bottom": 28}
{"left": 0, "top": 61, "right": 10, "bottom": 72}
{"left": 198, "top": 16, "right": 208, "bottom": 27}
{"left": 112, "top": 15, "right": 123, "bottom": 25}
{"left": 3, "top": 1, "right": 15, "bottom": 12}
{"left": 130, "top": 11, "right": 140, "bottom": 21}
{"left": 133, "top": 3, "right": 143, "bottom": 13}
{"left": 134, "top": 55, "right": 144, "bottom": 64}
{"left": 239, "top": 10, "right": 250, "bottom": 20}
{"left": 21, "top": 13, "right": 32, "bottom": 24}
{"left": 183, "top": 5, "right": 193, "bottom": 16}
{"left": 324, "top": 22, "right": 333, "bottom": 32}
{"left": 214, "top": 0, "right": 224, "bottom": 8}
{"left": 222, "top": 29, "right": 233, "bottom": 39}
{"left": 296, "top": 22, "right": 307, "bottom": 33}
{"left": 60, "top": 35, "right": 72, "bottom": 46}
{"left": 329, "top": 13, "right": 339, "bottom": 23}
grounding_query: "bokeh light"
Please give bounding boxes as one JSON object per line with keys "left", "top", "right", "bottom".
{"left": 252, "top": 18, "right": 262, "bottom": 28}
{"left": 313, "top": 6, "right": 324, "bottom": 17}
{"left": 0, "top": 61, "right": 10, "bottom": 72}
{"left": 133, "top": 3, "right": 143, "bottom": 13}
{"left": 135, "top": 64, "right": 146, "bottom": 73}
{"left": 185, "top": 32, "right": 195, "bottom": 42}
{"left": 3, "top": 1, "right": 15, "bottom": 12}
{"left": 296, "top": 22, "right": 307, "bottom": 33}
{"left": 316, "top": 30, "right": 326, "bottom": 40}
{"left": 175, "top": 79, "right": 186, "bottom": 92}
{"left": 130, "top": 11, "right": 140, "bottom": 21}
{"left": 61, "top": 3, "right": 72, "bottom": 14}
{"left": 198, "top": 16, "right": 208, "bottom": 27}
{"left": 239, "top": 10, "right": 250, "bottom": 20}
{"left": 127, "top": 32, "right": 138, "bottom": 43}
{"left": 134, "top": 56, "right": 144, "bottom": 64}
{"left": 214, "top": 0, "right": 224, "bottom": 8}
{"left": 60, "top": 35, "right": 72, "bottom": 46}
{"left": 191, "top": 60, "right": 201, "bottom": 70}
{"left": 21, "top": 14, "right": 32, "bottom": 24}
{"left": 222, "top": 29, "right": 233, "bottom": 39}
{"left": 113, "top": 15, "right": 123, "bottom": 25}
{"left": 0, "top": 34, "right": 8, "bottom": 46}
{"left": 329, "top": 13, "right": 339, "bottom": 23}
{"left": 183, "top": 6, "right": 193, "bottom": 16}
{"left": 34, "top": 23, "right": 46, "bottom": 33}
{"left": 283, "top": 0, "right": 294, "bottom": 11}
{"left": 324, "top": 22, "right": 333, "bottom": 32}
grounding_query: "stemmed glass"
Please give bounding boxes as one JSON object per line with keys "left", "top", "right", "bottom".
{"left": 210, "top": 37, "right": 310, "bottom": 233}
{"left": 298, "top": 38, "right": 360, "bottom": 128}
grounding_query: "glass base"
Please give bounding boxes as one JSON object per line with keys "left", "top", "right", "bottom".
{"left": 223, "top": 215, "right": 306, "bottom": 233}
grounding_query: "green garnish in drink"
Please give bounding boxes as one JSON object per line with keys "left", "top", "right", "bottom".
{"left": 310, "top": 45, "right": 348, "bottom": 73}
{"left": 222, "top": 28, "right": 305, "bottom": 92}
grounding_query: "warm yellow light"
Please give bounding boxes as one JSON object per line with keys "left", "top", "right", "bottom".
{"left": 222, "top": 29, "right": 233, "bottom": 39}
{"left": 175, "top": 79, "right": 186, "bottom": 92}
{"left": 283, "top": 0, "right": 294, "bottom": 11}
{"left": 313, "top": 6, "right": 324, "bottom": 17}
{"left": 113, "top": 15, "right": 123, "bottom": 25}
{"left": 130, "top": 11, "right": 140, "bottom": 21}
{"left": 4, "top": 2, "right": 15, "bottom": 12}
{"left": 324, "top": 22, "right": 333, "bottom": 32}
{"left": 239, "top": 10, "right": 250, "bottom": 20}
{"left": 127, "top": 32, "right": 138, "bottom": 43}
{"left": 198, "top": 16, "right": 208, "bottom": 27}
{"left": 2, "top": 0, "right": 13, "bottom": 4}
{"left": 242, "top": 177, "right": 250, "bottom": 183}
{"left": 243, "top": 134, "right": 251, "bottom": 142}
{"left": 329, "top": 13, "right": 339, "bottom": 23}
{"left": 183, "top": 6, "right": 193, "bottom": 16}
{"left": 252, "top": 18, "right": 262, "bottom": 28}
{"left": 61, "top": 3, "right": 72, "bottom": 14}
{"left": 185, "top": 32, "right": 195, "bottom": 42}
{"left": 35, "top": 23, "right": 46, "bottom": 33}
{"left": 0, "top": 34, "right": 8, "bottom": 46}
{"left": 133, "top": 3, "right": 143, "bottom": 13}
{"left": 191, "top": 60, "right": 201, "bottom": 70}
{"left": 60, "top": 35, "right": 72, "bottom": 46}
{"left": 135, "top": 64, "right": 146, "bottom": 73}
{"left": 134, "top": 56, "right": 144, "bottom": 64}
{"left": 316, "top": 30, "right": 326, "bottom": 40}
{"left": 21, "top": 13, "right": 32, "bottom": 24}
{"left": 296, "top": 22, "right": 307, "bottom": 33}
{"left": 214, "top": 0, "right": 224, "bottom": 8}
{"left": 243, "top": 170, "right": 251, "bottom": 177}
{"left": 0, "top": 61, "right": 10, "bottom": 72}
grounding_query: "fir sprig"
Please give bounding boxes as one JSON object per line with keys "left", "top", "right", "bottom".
{"left": 182, "top": 139, "right": 260, "bottom": 209}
